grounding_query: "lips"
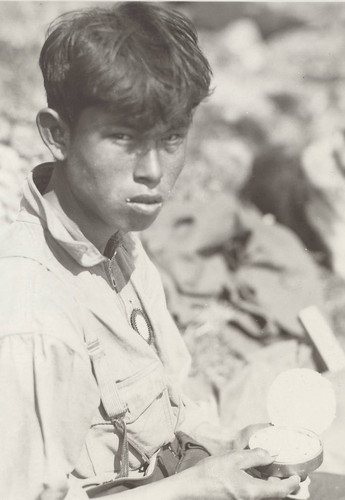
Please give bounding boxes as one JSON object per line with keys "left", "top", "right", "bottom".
{"left": 126, "top": 194, "right": 163, "bottom": 204}
{"left": 125, "top": 193, "right": 164, "bottom": 217}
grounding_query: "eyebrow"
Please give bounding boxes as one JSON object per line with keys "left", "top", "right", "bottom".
{"left": 104, "top": 103, "right": 192, "bottom": 126}
{"left": 105, "top": 120, "right": 190, "bottom": 134}
{"left": 97, "top": 105, "right": 192, "bottom": 137}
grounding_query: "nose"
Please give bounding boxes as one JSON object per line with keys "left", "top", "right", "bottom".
{"left": 134, "top": 147, "right": 162, "bottom": 188}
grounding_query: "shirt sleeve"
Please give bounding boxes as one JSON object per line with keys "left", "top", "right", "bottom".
{"left": 0, "top": 332, "right": 99, "bottom": 500}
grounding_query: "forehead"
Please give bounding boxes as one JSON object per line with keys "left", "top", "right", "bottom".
{"left": 75, "top": 106, "right": 192, "bottom": 136}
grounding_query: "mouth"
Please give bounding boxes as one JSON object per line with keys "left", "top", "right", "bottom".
{"left": 126, "top": 194, "right": 163, "bottom": 215}
{"left": 127, "top": 194, "right": 163, "bottom": 204}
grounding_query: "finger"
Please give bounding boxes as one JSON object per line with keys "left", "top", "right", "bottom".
{"left": 247, "top": 423, "right": 272, "bottom": 434}
{"left": 254, "top": 474, "right": 301, "bottom": 499}
{"left": 230, "top": 448, "right": 277, "bottom": 470}
{"left": 246, "top": 467, "right": 262, "bottom": 479}
{"left": 245, "top": 423, "right": 272, "bottom": 449}
{"left": 266, "top": 475, "right": 299, "bottom": 493}
{"left": 236, "top": 423, "right": 272, "bottom": 449}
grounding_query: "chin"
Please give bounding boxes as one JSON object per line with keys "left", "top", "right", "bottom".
{"left": 128, "top": 212, "right": 160, "bottom": 233}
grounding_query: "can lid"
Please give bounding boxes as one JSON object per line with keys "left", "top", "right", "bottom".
{"left": 267, "top": 368, "right": 336, "bottom": 434}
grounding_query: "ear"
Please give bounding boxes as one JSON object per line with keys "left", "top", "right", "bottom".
{"left": 36, "top": 108, "right": 70, "bottom": 162}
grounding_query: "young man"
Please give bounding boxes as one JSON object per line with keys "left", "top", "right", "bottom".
{"left": 0, "top": 3, "right": 300, "bottom": 499}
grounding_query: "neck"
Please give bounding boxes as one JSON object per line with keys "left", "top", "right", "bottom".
{"left": 43, "top": 164, "right": 115, "bottom": 254}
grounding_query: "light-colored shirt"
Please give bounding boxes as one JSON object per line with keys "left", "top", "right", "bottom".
{"left": 0, "top": 164, "right": 208, "bottom": 500}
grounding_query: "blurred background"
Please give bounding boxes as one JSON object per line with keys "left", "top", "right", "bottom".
{"left": 2, "top": 1, "right": 345, "bottom": 470}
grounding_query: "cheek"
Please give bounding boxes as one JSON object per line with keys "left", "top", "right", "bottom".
{"left": 165, "top": 151, "right": 186, "bottom": 186}
{"left": 72, "top": 148, "right": 124, "bottom": 192}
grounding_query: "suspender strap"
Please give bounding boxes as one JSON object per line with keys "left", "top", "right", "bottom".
{"left": 87, "top": 338, "right": 129, "bottom": 477}
{"left": 12, "top": 253, "right": 131, "bottom": 476}
{"left": 113, "top": 418, "right": 129, "bottom": 478}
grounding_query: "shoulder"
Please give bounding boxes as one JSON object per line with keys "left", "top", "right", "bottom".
{"left": 0, "top": 216, "right": 45, "bottom": 256}
{"left": 0, "top": 330, "right": 99, "bottom": 436}
{"left": 0, "top": 225, "right": 86, "bottom": 357}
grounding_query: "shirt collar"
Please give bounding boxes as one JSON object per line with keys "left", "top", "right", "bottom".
{"left": 18, "top": 162, "right": 119, "bottom": 267}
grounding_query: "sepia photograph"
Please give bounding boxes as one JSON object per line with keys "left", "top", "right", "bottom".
{"left": 0, "top": 1, "right": 345, "bottom": 498}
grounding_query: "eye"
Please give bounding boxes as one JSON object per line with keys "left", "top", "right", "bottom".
{"left": 163, "top": 132, "right": 186, "bottom": 145}
{"left": 111, "top": 133, "right": 133, "bottom": 142}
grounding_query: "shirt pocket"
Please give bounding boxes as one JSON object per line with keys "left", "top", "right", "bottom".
{"left": 83, "top": 361, "right": 176, "bottom": 476}
{"left": 119, "top": 361, "right": 176, "bottom": 457}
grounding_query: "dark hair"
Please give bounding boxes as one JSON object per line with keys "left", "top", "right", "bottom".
{"left": 39, "top": 2, "right": 212, "bottom": 127}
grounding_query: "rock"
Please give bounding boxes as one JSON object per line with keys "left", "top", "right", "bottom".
{"left": 216, "top": 18, "right": 267, "bottom": 72}
{"left": 10, "top": 123, "right": 45, "bottom": 160}
{"left": 0, "top": 144, "right": 27, "bottom": 223}
{"left": 266, "top": 28, "right": 345, "bottom": 81}
{"left": 0, "top": 143, "right": 25, "bottom": 173}
{"left": 0, "top": 116, "right": 11, "bottom": 143}
{"left": 198, "top": 137, "right": 253, "bottom": 192}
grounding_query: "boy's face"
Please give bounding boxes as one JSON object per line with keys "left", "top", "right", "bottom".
{"left": 61, "top": 105, "right": 189, "bottom": 235}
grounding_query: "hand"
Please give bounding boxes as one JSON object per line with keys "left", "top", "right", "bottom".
{"left": 192, "top": 422, "right": 271, "bottom": 456}
{"left": 192, "top": 447, "right": 300, "bottom": 500}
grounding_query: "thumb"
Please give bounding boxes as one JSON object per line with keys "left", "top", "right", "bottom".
{"left": 233, "top": 448, "right": 276, "bottom": 470}
{"left": 233, "top": 423, "right": 271, "bottom": 449}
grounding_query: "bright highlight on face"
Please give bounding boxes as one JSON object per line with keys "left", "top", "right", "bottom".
{"left": 55, "top": 105, "right": 189, "bottom": 240}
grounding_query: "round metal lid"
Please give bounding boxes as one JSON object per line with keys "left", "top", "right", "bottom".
{"left": 267, "top": 368, "right": 336, "bottom": 434}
